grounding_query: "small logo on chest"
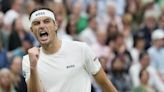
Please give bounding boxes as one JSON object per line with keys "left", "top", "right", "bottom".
{"left": 66, "top": 64, "right": 75, "bottom": 69}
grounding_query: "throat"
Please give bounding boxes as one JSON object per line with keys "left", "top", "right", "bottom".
{"left": 42, "top": 39, "right": 62, "bottom": 54}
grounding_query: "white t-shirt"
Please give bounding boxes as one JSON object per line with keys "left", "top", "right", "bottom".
{"left": 22, "top": 40, "right": 101, "bottom": 92}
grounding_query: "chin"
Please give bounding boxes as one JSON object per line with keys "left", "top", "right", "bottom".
{"left": 40, "top": 42, "right": 50, "bottom": 46}
{"left": 39, "top": 40, "right": 50, "bottom": 45}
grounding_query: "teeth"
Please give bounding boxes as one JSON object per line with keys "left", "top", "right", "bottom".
{"left": 40, "top": 31, "right": 46, "bottom": 34}
{"left": 39, "top": 31, "right": 48, "bottom": 37}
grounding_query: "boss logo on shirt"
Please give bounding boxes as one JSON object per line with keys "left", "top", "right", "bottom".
{"left": 66, "top": 64, "right": 75, "bottom": 69}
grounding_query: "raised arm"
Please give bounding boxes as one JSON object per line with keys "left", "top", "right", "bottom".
{"left": 27, "top": 47, "right": 44, "bottom": 92}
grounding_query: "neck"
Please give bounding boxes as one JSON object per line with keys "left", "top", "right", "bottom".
{"left": 42, "top": 38, "right": 62, "bottom": 55}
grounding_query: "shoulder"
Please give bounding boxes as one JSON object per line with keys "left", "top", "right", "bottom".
{"left": 63, "top": 40, "right": 90, "bottom": 54}
{"left": 63, "top": 40, "right": 88, "bottom": 48}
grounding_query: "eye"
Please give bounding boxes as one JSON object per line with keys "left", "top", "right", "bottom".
{"left": 44, "top": 19, "right": 51, "bottom": 24}
{"left": 32, "top": 21, "right": 40, "bottom": 26}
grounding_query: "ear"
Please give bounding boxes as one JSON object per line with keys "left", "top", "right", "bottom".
{"left": 54, "top": 21, "right": 58, "bottom": 32}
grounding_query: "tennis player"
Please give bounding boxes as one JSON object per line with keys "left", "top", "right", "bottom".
{"left": 22, "top": 7, "right": 117, "bottom": 92}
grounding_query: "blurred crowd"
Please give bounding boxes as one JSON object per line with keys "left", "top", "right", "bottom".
{"left": 0, "top": 0, "right": 164, "bottom": 92}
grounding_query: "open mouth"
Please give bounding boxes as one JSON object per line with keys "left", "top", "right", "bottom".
{"left": 40, "top": 31, "right": 49, "bottom": 37}
{"left": 39, "top": 31, "right": 49, "bottom": 42}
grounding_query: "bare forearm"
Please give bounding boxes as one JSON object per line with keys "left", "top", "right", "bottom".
{"left": 100, "top": 80, "right": 118, "bottom": 92}
{"left": 27, "top": 69, "right": 44, "bottom": 92}
{"left": 94, "top": 68, "right": 117, "bottom": 92}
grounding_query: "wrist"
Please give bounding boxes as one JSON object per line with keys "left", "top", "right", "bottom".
{"left": 30, "top": 67, "right": 37, "bottom": 74}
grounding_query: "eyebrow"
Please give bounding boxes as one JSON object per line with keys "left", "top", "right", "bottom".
{"left": 44, "top": 18, "right": 52, "bottom": 21}
{"left": 32, "top": 17, "right": 53, "bottom": 23}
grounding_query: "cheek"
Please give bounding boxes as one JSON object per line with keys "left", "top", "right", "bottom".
{"left": 31, "top": 26, "right": 39, "bottom": 33}
{"left": 48, "top": 24, "right": 57, "bottom": 32}
{"left": 32, "top": 28, "right": 39, "bottom": 37}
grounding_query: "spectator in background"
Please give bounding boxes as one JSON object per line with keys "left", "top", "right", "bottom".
{"left": 105, "top": 1, "right": 123, "bottom": 32}
{"left": 91, "top": 30, "right": 108, "bottom": 58}
{"left": 148, "top": 29, "right": 164, "bottom": 81}
{"left": 8, "top": 33, "right": 34, "bottom": 59}
{"left": 109, "top": 55, "right": 132, "bottom": 92}
{"left": 106, "top": 22, "right": 119, "bottom": 46}
{"left": 132, "top": 69, "right": 155, "bottom": 92}
{"left": 0, "top": 11, "right": 11, "bottom": 49}
{"left": 86, "top": 2, "right": 97, "bottom": 19}
{"left": 8, "top": 17, "right": 34, "bottom": 51}
{"left": 158, "top": 13, "right": 164, "bottom": 30}
{"left": 122, "top": 13, "right": 134, "bottom": 50}
{"left": 65, "top": 17, "right": 79, "bottom": 41}
{"left": 125, "top": 0, "right": 140, "bottom": 18}
{"left": 141, "top": 0, "right": 160, "bottom": 14}
{"left": 8, "top": 18, "right": 22, "bottom": 51}
{"left": 21, "top": 0, "right": 39, "bottom": 47}
{"left": 160, "top": 2, "right": 164, "bottom": 12}
{"left": 79, "top": 16, "right": 97, "bottom": 45}
{"left": 0, "top": 39, "right": 9, "bottom": 69}
{"left": 64, "top": 0, "right": 91, "bottom": 15}
{"left": 0, "top": 12, "right": 5, "bottom": 48}
{"left": 139, "top": 10, "right": 158, "bottom": 49}
{"left": 3, "top": 0, "right": 23, "bottom": 32}
{"left": 110, "top": 33, "right": 132, "bottom": 73}
{"left": 70, "top": 2, "right": 88, "bottom": 34}
{"left": 10, "top": 56, "right": 27, "bottom": 92}
{"left": 124, "top": 0, "right": 143, "bottom": 32}
{"left": 0, "top": 68, "right": 16, "bottom": 92}
{"left": 130, "top": 33, "right": 145, "bottom": 64}
{"left": 22, "top": 0, "right": 36, "bottom": 32}
{"left": 130, "top": 52, "right": 164, "bottom": 92}
{"left": 107, "top": 0, "right": 125, "bottom": 16}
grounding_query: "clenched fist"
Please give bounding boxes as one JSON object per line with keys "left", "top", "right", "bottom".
{"left": 28, "top": 47, "right": 40, "bottom": 70}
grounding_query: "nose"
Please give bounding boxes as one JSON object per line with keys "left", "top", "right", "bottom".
{"left": 39, "top": 21, "right": 46, "bottom": 29}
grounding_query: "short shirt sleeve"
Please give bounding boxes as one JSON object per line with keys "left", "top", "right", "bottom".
{"left": 83, "top": 43, "right": 101, "bottom": 75}
{"left": 22, "top": 55, "right": 30, "bottom": 81}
